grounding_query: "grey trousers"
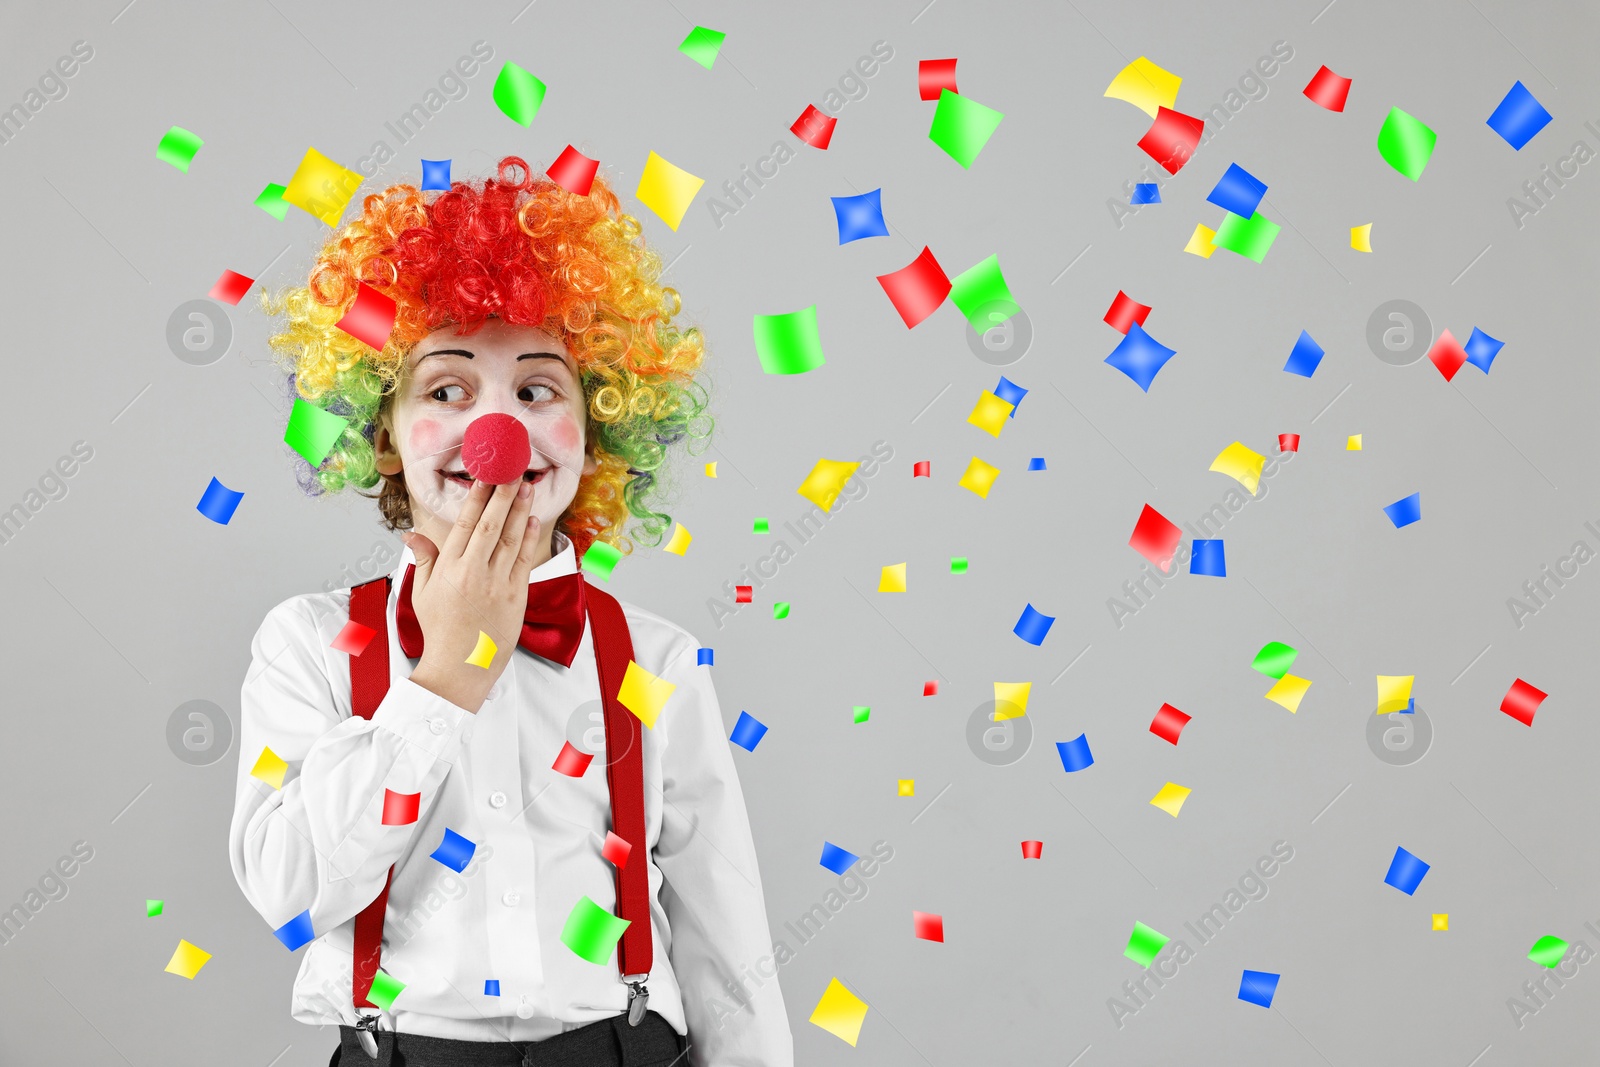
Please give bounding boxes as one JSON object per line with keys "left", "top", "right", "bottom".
{"left": 328, "top": 1010, "right": 687, "bottom": 1067}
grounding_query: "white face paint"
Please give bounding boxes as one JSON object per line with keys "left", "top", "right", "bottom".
{"left": 375, "top": 317, "right": 597, "bottom": 547}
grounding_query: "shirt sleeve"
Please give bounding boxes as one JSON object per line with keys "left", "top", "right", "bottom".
{"left": 651, "top": 632, "right": 795, "bottom": 1067}
{"left": 228, "top": 593, "right": 472, "bottom": 944}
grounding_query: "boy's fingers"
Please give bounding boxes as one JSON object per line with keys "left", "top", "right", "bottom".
{"left": 491, "top": 480, "right": 535, "bottom": 576}
{"left": 441, "top": 479, "right": 494, "bottom": 562}
{"left": 511, "top": 515, "right": 542, "bottom": 585}
{"left": 462, "top": 481, "right": 519, "bottom": 569}
{"left": 403, "top": 531, "right": 441, "bottom": 590}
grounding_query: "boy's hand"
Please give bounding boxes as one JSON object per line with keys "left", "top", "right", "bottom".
{"left": 403, "top": 479, "right": 541, "bottom": 714}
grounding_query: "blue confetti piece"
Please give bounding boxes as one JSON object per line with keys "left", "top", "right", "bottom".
{"left": 273, "top": 909, "right": 315, "bottom": 951}
{"left": 1401, "top": 697, "right": 1415, "bottom": 715}
{"left": 1464, "top": 327, "right": 1504, "bottom": 373}
{"left": 1206, "top": 163, "right": 1268, "bottom": 218}
{"left": 729, "top": 710, "right": 769, "bottom": 752}
{"left": 1027, "top": 457, "right": 1046, "bottom": 471}
{"left": 484, "top": 979, "right": 501, "bottom": 996}
{"left": 1283, "top": 330, "right": 1325, "bottom": 378}
{"left": 1013, "top": 602, "right": 1055, "bottom": 645}
{"left": 819, "top": 841, "right": 859, "bottom": 875}
{"left": 1190, "top": 539, "right": 1226, "bottom": 577}
{"left": 1130, "top": 182, "right": 1161, "bottom": 204}
{"left": 197, "top": 477, "right": 245, "bottom": 525}
{"left": 1486, "top": 81, "right": 1552, "bottom": 150}
{"left": 994, "top": 375, "right": 1027, "bottom": 417}
{"left": 1238, "top": 969, "right": 1280, "bottom": 1008}
{"left": 430, "top": 828, "right": 477, "bottom": 873}
{"left": 830, "top": 188, "right": 890, "bottom": 244}
{"left": 1105, "top": 321, "right": 1177, "bottom": 392}
{"left": 1384, "top": 845, "right": 1430, "bottom": 895}
{"left": 420, "top": 158, "right": 452, "bottom": 190}
{"left": 1383, "top": 492, "right": 1421, "bottom": 529}
{"left": 697, "top": 647, "right": 714, "bottom": 666}
{"left": 1056, "top": 734, "right": 1094, "bottom": 772}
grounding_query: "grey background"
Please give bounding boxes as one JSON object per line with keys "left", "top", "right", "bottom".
{"left": 1, "top": 0, "right": 1597, "bottom": 1063}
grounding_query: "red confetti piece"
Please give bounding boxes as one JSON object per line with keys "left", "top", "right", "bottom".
{"left": 790, "top": 104, "right": 837, "bottom": 150}
{"left": 735, "top": 585, "right": 753, "bottom": 604}
{"left": 208, "top": 269, "right": 255, "bottom": 306}
{"left": 918, "top": 58, "right": 958, "bottom": 101}
{"left": 552, "top": 741, "right": 595, "bottom": 777}
{"left": 877, "top": 246, "right": 951, "bottom": 329}
{"left": 331, "top": 620, "right": 376, "bottom": 656}
{"left": 1278, "top": 433, "right": 1300, "bottom": 453}
{"left": 1302, "top": 65, "right": 1353, "bottom": 112}
{"left": 381, "top": 789, "right": 420, "bottom": 826}
{"left": 1500, "top": 678, "right": 1547, "bottom": 726}
{"left": 912, "top": 910, "right": 945, "bottom": 942}
{"left": 1427, "top": 329, "right": 1468, "bottom": 382}
{"left": 1021, "top": 840, "right": 1043, "bottom": 859}
{"left": 1137, "top": 107, "right": 1206, "bottom": 175}
{"left": 546, "top": 144, "right": 600, "bottom": 196}
{"left": 1104, "top": 290, "right": 1153, "bottom": 335}
{"left": 334, "top": 282, "right": 397, "bottom": 352}
{"left": 601, "top": 830, "right": 632, "bottom": 870}
{"left": 914, "top": 460, "right": 931, "bottom": 478}
{"left": 1129, "top": 504, "right": 1183, "bottom": 573}
{"left": 923, "top": 680, "right": 939, "bottom": 696}
{"left": 1149, "top": 703, "right": 1192, "bottom": 745}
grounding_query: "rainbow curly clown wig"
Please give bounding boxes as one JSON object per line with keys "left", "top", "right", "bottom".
{"left": 259, "top": 155, "right": 711, "bottom": 559}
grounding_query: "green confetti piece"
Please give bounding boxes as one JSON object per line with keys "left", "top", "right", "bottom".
{"left": 772, "top": 602, "right": 790, "bottom": 619}
{"left": 928, "top": 89, "right": 1004, "bottom": 169}
{"left": 948, "top": 254, "right": 1018, "bottom": 333}
{"left": 678, "top": 26, "right": 726, "bottom": 70}
{"left": 560, "top": 895, "right": 631, "bottom": 965}
{"left": 950, "top": 557, "right": 969, "bottom": 574}
{"left": 157, "top": 126, "right": 203, "bottom": 172}
{"left": 284, "top": 398, "right": 350, "bottom": 468}
{"left": 752, "top": 305, "right": 825, "bottom": 375}
{"left": 367, "top": 970, "right": 405, "bottom": 1011}
{"left": 493, "top": 62, "right": 547, "bottom": 126}
{"left": 254, "top": 183, "right": 289, "bottom": 221}
{"left": 1530, "top": 935, "right": 1569, "bottom": 969}
{"left": 580, "top": 540, "right": 622, "bottom": 581}
{"left": 1251, "top": 641, "right": 1299, "bottom": 680}
{"left": 1211, "top": 211, "right": 1281, "bottom": 263}
{"left": 753, "top": 517, "right": 769, "bottom": 534}
{"left": 1124, "top": 921, "right": 1170, "bottom": 967}
{"left": 1377, "top": 106, "right": 1437, "bottom": 181}
{"left": 146, "top": 899, "right": 164, "bottom": 917}
{"left": 853, "top": 706, "right": 870, "bottom": 724}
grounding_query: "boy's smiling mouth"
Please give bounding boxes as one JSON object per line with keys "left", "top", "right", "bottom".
{"left": 439, "top": 465, "right": 550, "bottom": 487}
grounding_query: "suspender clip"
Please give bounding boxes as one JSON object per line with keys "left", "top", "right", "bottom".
{"left": 624, "top": 972, "right": 650, "bottom": 1026}
{"left": 355, "top": 1007, "right": 382, "bottom": 1059}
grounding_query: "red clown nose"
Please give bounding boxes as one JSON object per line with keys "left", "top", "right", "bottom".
{"left": 460, "top": 413, "right": 533, "bottom": 485}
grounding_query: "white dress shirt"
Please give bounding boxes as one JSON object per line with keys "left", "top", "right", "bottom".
{"left": 229, "top": 530, "right": 794, "bottom": 1066}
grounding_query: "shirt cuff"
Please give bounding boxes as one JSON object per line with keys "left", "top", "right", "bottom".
{"left": 369, "top": 675, "right": 472, "bottom": 760}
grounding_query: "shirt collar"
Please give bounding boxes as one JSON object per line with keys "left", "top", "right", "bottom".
{"left": 395, "top": 528, "right": 577, "bottom": 586}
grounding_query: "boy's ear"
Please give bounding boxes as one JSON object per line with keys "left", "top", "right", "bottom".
{"left": 373, "top": 412, "right": 404, "bottom": 477}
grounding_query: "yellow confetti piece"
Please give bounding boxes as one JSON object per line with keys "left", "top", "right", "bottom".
{"left": 1209, "top": 441, "right": 1267, "bottom": 495}
{"left": 1347, "top": 434, "right": 1363, "bottom": 451}
{"left": 250, "top": 746, "right": 288, "bottom": 790}
{"left": 993, "top": 681, "right": 1031, "bottom": 721}
{"left": 664, "top": 523, "right": 692, "bottom": 556}
{"left": 1150, "top": 782, "right": 1192, "bottom": 817}
{"left": 1351, "top": 223, "right": 1373, "bottom": 252}
{"left": 966, "top": 390, "right": 1015, "bottom": 438}
{"left": 466, "top": 631, "right": 497, "bottom": 669}
{"left": 617, "top": 660, "right": 676, "bottom": 729}
{"left": 958, "top": 456, "right": 1000, "bottom": 499}
{"left": 797, "top": 458, "right": 861, "bottom": 512}
{"left": 634, "top": 150, "right": 704, "bottom": 231}
{"left": 1265, "top": 673, "right": 1312, "bottom": 713}
{"left": 1183, "top": 223, "right": 1218, "bottom": 258}
{"left": 282, "top": 147, "right": 364, "bottom": 226}
{"left": 1376, "top": 675, "right": 1414, "bottom": 715}
{"left": 810, "top": 977, "right": 869, "bottom": 1046}
{"left": 1433, "top": 913, "right": 1449, "bottom": 931}
{"left": 878, "top": 563, "right": 907, "bottom": 592}
{"left": 164, "top": 939, "right": 212, "bottom": 979}
{"left": 1103, "top": 56, "right": 1182, "bottom": 119}
{"left": 704, "top": 461, "right": 717, "bottom": 477}
{"left": 898, "top": 779, "right": 915, "bottom": 796}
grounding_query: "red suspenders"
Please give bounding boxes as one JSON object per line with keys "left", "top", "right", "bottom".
{"left": 344, "top": 573, "right": 652, "bottom": 1055}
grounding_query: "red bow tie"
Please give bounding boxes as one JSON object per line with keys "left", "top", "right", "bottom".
{"left": 395, "top": 565, "right": 589, "bottom": 668}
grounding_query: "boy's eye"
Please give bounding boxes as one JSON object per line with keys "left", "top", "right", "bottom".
{"left": 430, "top": 384, "right": 467, "bottom": 402}
{"left": 519, "top": 383, "right": 557, "bottom": 404}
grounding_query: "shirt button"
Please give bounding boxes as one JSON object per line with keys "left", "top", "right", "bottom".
{"left": 487, "top": 682, "right": 503, "bottom": 701}
{"left": 502, "top": 890, "right": 521, "bottom": 907}
{"left": 428, "top": 718, "right": 446, "bottom": 735}
{"left": 488, "top": 790, "right": 507, "bottom": 809}
{"left": 516, "top": 995, "right": 534, "bottom": 1020}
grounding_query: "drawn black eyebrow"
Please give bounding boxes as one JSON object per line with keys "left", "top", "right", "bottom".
{"left": 414, "top": 349, "right": 569, "bottom": 367}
